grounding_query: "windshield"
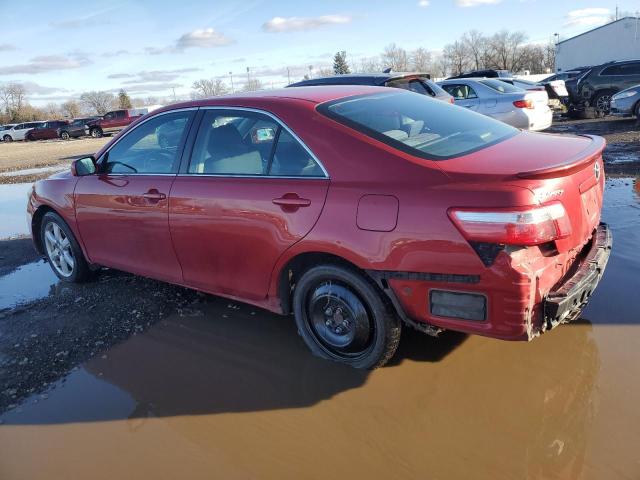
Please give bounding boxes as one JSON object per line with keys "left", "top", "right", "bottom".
{"left": 480, "top": 79, "right": 522, "bottom": 93}
{"left": 318, "top": 91, "right": 517, "bottom": 159}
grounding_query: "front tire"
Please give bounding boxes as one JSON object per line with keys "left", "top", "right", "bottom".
{"left": 40, "top": 212, "right": 92, "bottom": 283}
{"left": 292, "top": 265, "right": 401, "bottom": 369}
{"left": 90, "top": 127, "right": 102, "bottom": 138}
{"left": 3, "top": 135, "right": 13, "bottom": 142}
{"left": 60, "top": 131, "right": 70, "bottom": 140}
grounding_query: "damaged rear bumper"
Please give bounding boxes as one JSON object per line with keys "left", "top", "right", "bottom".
{"left": 544, "top": 222, "right": 612, "bottom": 328}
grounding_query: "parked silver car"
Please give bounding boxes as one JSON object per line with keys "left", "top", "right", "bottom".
{"left": 610, "top": 85, "right": 640, "bottom": 118}
{"left": 437, "top": 78, "right": 552, "bottom": 131}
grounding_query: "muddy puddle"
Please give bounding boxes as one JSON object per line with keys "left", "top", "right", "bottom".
{"left": 0, "top": 179, "right": 639, "bottom": 480}
{"left": 0, "top": 260, "right": 60, "bottom": 310}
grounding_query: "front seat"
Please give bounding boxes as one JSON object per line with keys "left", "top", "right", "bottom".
{"left": 203, "top": 124, "right": 263, "bottom": 175}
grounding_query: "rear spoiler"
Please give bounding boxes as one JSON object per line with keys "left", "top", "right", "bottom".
{"left": 516, "top": 135, "right": 606, "bottom": 179}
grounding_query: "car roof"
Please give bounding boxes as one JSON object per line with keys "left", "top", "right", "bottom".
{"left": 160, "top": 85, "right": 393, "bottom": 112}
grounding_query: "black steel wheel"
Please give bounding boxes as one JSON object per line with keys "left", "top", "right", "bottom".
{"left": 293, "top": 265, "right": 401, "bottom": 369}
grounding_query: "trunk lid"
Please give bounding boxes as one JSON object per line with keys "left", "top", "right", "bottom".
{"left": 438, "top": 132, "right": 606, "bottom": 253}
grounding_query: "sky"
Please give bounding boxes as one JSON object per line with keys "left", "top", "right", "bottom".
{"left": 0, "top": 0, "right": 638, "bottom": 106}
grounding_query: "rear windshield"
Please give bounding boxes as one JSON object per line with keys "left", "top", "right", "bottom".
{"left": 480, "top": 79, "right": 522, "bottom": 93}
{"left": 317, "top": 91, "right": 517, "bottom": 159}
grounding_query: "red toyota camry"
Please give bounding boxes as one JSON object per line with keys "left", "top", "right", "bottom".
{"left": 27, "top": 86, "right": 611, "bottom": 368}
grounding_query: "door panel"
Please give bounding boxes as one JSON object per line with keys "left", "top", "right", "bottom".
{"left": 75, "top": 175, "right": 183, "bottom": 282}
{"left": 169, "top": 177, "right": 329, "bottom": 300}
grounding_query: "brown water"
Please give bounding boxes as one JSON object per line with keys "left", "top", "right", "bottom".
{"left": 1, "top": 178, "right": 639, "bottom": 480}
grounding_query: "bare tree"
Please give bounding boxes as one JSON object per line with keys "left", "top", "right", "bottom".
{"left": 488, "top": 30, "right": 527, "bottom": 71}
{"left": 381, "top": 43, "right": 409, "bottom": 71}
{"left": 241, "top": 78, "right": 263, "bottom": 92}
{"left": 61, "top": 100, "right": 81, "bottom": 118}
{"left": 355, "top": 56, "right": 382, "bottom": 73}
{"left": 462, "top": 30, "right": 488, "bottom": 70}
{"left": 317, "top": 67, "right": 334, "bottom": 77}
{"left": 411, "top": 47, "right": 432, "bottom": 72}
{"left": 191, "top": 78, "right": 229, "bottom": 99}
{"left": 80, "top": 91, "right": 115, "bottom": 115}
{"left": 443, "top": 40, "right": 470, "bottom": 76}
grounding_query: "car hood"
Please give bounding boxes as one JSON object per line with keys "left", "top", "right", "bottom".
{"left": 435, "top": 131, "right": 604, "bottom": 181}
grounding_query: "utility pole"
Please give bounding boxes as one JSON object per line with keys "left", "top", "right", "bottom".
{"left": 308, "top": 65, "right": 313, "bottom": 78}
{"left": 554, "top": 32, "right": 559, "bottom": 45}
{"left": 246, "top": 66, "right": 250, "bottom": 85}
{"left": 172, "top": 87, "right": 176, "bottom": 102}
{"left": 229, "top": 71, "right": 234, "bottom": 93}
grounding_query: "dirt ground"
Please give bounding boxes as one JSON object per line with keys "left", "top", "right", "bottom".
{"left": 0, "top": 137, "right": 109, "bottom": 184}
{"left": 0, "top": 118, "right": 639, "bottom": 479}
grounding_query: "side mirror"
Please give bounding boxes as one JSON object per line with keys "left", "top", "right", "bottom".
{"left": 71, "top": 156, "right": 96, "bottom": 176}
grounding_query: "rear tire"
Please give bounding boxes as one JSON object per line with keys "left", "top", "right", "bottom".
{"left": 292, "top": 265, "right": 401, "bottom": 369}
{"left": 40, "top": 212, "right": 92, "bottom": 283}
{"left": 60, "top": 131, "right": 70, "bottom": 140}
{"left": 90, "top": 127, "right": 102, "bottom": 138}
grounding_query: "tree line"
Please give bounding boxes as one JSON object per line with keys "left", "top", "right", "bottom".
{"left": 1, "top": 29, "right": 556, "bottom": 121}
{"left": 0, "top": 86, "right": 147, "bottom": 124}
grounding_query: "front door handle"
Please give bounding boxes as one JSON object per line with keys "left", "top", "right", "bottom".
{"left": 142, "top": 190, "right": 167, "bottom": 202}
{"left": 273, "top": 194, "right": 311, "bottom": 209}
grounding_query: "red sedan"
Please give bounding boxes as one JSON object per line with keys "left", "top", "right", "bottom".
{"left": 27, "top": 86, "right": 612, "bottom": 368}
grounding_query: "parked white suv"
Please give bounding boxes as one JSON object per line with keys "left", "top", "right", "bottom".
{"left": 0, "top": 124, "right": 17, "bottom": 141}
{"left": 2, "top": 121, "right": 45, "bottom": 142}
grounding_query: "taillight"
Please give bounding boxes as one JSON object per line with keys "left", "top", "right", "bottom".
{"left": 448, "top": 202, "right": 572, "bottom": 246}
{"left": 449, "top": 97, "right": 455, "bottom": 104}
{"left": 513, "top": 99, "right": 534, "bottom": 109}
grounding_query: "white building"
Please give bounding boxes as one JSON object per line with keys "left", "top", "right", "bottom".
{"left": 556, "top": 17, "right": 640, "bottom": 71}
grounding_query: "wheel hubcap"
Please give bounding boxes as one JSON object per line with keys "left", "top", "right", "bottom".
{"left": 44, "top": 222, "right": 74, "bottom": 277}
{"left": 306, "top": 282, "right": 372, "bottom": 356}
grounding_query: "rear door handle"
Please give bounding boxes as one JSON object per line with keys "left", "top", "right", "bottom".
{"left": 273, "top": 195, "right": 311, "bottom": 208}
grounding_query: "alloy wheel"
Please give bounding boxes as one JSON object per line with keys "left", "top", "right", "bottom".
{"left": 44, "top": 221, "right": 75, "bottom": 277}
{"left": 596, "top": 94, "right": 611, "bottom": 113}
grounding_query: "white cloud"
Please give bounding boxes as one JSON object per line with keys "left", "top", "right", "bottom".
{"left": 565, "top": 7, "right": 611, "bottom": 27}
{"left": 176, "top": 28, "right": 234, "bottom": 49}
{"left": 456, "top": 0, "right": 501, "bottom": 7}
{"left": 418, "top": 0, "right": 430, "bottom": 6}
{"left": 144, "top": 28, "right": 234, "bottom": 55}
{"left": 262, "top": 15, "right": 352, "bottom": 33}
{"left": 0, "top": 54, "right": 91, "bottom": 75}
{"left": 0, "top": 43, "right": 16, "bottom": 51}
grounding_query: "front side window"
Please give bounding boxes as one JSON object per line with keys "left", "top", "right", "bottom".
{"left": 318, "top": 90, "right": 517, "bottom": 159}
{"left": 102, "top": 111, "right": 193, "bottom": 174}
{"left": 189, "top": 109, "right": 324, "bottom": 177}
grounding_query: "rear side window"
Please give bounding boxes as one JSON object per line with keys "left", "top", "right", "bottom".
{"left": 318, "top": 91, "right": 517, "bottom": 159}
{"left": 479, "top": 79, "right": 521, "bottom": 93}
{"left": 441, "top": 84, "right": 478, "bottom": 100}
{"left": 387, "top": 79, "right": 435, "bottom": 97}
{"left": 188, "top": 109, "right": 325, "bottom": 177}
